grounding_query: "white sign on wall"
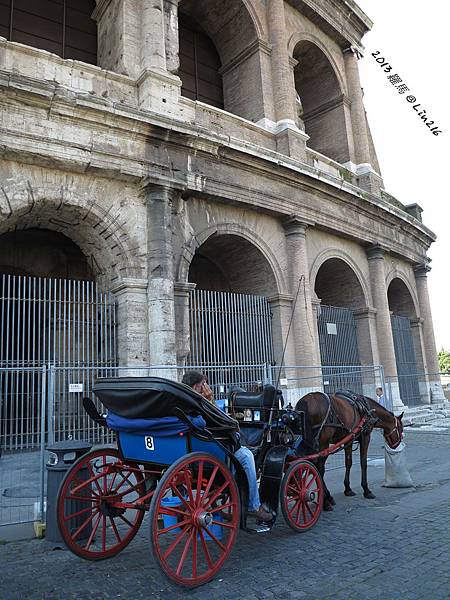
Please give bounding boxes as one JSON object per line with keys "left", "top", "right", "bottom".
{"left": 69, "top": 383, "right": 84, "bottom": 393}
{"left": 326, "top": 323, "right": 337, "bottom": 335}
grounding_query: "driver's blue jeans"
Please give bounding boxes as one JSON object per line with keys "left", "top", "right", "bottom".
{"left": 234, "top": 446, "right": 260, "bottom": 511}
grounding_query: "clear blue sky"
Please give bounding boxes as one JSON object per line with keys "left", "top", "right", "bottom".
{"left": 356, "top": 0, "right": 450, "bottom": 350}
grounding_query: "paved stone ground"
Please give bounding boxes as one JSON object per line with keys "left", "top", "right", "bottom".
{"left": 1, "top": 429, "right": 449, "bottom": 600}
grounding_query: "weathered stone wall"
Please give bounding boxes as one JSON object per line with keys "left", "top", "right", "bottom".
{"left": 0, "top": 0, "right": 443, "bottom": 404}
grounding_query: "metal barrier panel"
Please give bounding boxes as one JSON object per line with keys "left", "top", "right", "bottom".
{"left": 0, "top": 362, "right": 387, "bottom": 530}
{"left": 0, "top": 367, "right": 45, "bottom": 528}
{"left": 275, "top": 364, "right": 387, "bottom": 469}
{"left": 317, "top": 305, "right": 362, "bottom": 394}
{"left": 188, "top": 289, "right": 274, "bottom": 390}
{"left": 0, "top": 274, "right": 117, "bottom": 450}
{"left": 391, "top": 315, "right": 421, "bottom": 406}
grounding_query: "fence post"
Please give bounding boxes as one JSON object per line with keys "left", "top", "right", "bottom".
{"left": 47, "top": 365, "right": 56, "bottom": 446}
{"left": 39, "top": 365, "right": 47, "bottom": 521}
{"left": 264, "top": 363, "right": 273, "bottom": 385}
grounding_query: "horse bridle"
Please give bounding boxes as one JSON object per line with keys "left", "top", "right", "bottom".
{"left": 384, "top": 416, "right": 402, "bottom": 449}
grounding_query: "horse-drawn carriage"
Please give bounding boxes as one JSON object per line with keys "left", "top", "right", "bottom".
{"left": 56, "top": 377, "right": 403, "bottom": 587}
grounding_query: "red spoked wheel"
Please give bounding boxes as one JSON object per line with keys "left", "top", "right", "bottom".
{"left": 149, "top": 452, "right": 240, "bottom": 588}
{"left": 280, "top": 460, "right": 323, "bottom": 532}
{"left": 57, "top": 448, "right": 146, "bottom": 560}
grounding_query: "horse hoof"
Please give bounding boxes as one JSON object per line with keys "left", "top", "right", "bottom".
{"left": 330, "top": 497, "right": 336, "bottom": 506}
{"left": 323, "top": 502, "right": 334, "bottom": 511}
{"left": 344, "top": 490, "right": 356, "bottom": 497}
{"left": 364, "top": 491, "right": 376, "bottom": 499}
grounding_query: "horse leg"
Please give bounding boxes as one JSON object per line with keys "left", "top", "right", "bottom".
{"left": 317, "top": 457, "right": 335, "bottom": 511}
{"left": 360, "top": 432, "right": 376, "bottom": 499}
{"left": 344, "top": 443, "right": 356, "bottom": 496}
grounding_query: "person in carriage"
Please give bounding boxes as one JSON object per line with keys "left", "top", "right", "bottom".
{"left": 181, "top": 370, "right": 273, "bottom": 523}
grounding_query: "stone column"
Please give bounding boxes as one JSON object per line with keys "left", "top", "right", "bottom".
{"left": 353, "top": 307, "right": 382, "bottom": 397}
{"left": 145, "top": 184, "right": 178, "bottom": 380}
{"left": 267, "top": 0, "right": 296, "bottom": 125}
{"left": 138, "top": 0, "right": 182, "bottom": 114}
{"left": 111, "top": 278, "right": 149, "bottom": 371}
{"left": 164, "top": 0, "right": 180, "bottom": 75}
{"left": 343, "top": 47, "right": 383, "bottom": 195}
{"left": 366, "top": 246, "right": 404, "bottom": 409}
{"left": 174, "top": 281, "right": 196, "bottom": 367}
{"left": 343, "top": 48, "right": 370, "bottom": 166}
{"left": 414, "top": 264, "right": 445, "bottom": 403}
{"left": 141, "top": 0, "right": 166, "bottom": 72}
{"left": 282, "top": 217, "right": 319, "bottom": 394}
{"left": 268, "top": 293, "right": 296, "bottom": 405}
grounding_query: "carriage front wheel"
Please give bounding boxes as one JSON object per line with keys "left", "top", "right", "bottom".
{"left": 149, "top": 452, "right": 240, "bottom": 588}
{"left": 280, "top": 459, "right": 323, "bottom": 532}
{"left": 57, "top": 448, "right": 146, "bottom": 560}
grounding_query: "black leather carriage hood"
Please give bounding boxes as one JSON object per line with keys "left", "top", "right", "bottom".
{"left": 93, "top": 377, "right": 239, "bottom": 434}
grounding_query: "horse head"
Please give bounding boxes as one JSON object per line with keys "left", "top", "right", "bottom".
{"left": 383, "top": 411, "right": 404, "bottom": 449}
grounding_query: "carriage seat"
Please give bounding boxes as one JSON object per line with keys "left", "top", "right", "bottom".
{"left": 106, "top": 412, "right": 206, "bottom": 436}
{"left": 229, "top": 385, "right": 281, "bottom": 423}
{"left": 94, "top": 377, "right": 240, "bottom": 445}
{"left": 228, "top": 385, "right": 282, "bottom": 452}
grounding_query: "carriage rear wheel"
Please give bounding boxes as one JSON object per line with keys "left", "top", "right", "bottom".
{"left": 280, "top": 460, "right": 323, "bottom": 532}
{"left": 57, "top": 448, "right": 146, "bottom": 560}
{"left": 149, "top": 452, "right": 240, "bottom": 588}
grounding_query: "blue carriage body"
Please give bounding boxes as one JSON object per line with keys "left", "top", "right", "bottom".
{"left": 95, "top": 378, "right": 236, "bottom": 466}
{"left": 107, "top": 414, "right": 228, "bottom": 464}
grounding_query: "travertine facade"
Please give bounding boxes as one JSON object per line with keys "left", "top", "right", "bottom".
{"left": 0, "top": 0, "right": 443, "bottom": 408}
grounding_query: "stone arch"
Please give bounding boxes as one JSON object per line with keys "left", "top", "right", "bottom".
{"left": 0, "top": 229, "right": 95, "bottom": 281}
{"left": 310, "top": 249, "right": 370, "bottom": 308}
{"left": 288, "top": 31, "right": 347, "bottom": 94}
{"left": 291, "top": 35, "right": 351, "bottom": 163}
{"left": 241, "top": 0, "right": 265, "bottom": 39}
{"left": 288, "top": 32, "right": 346, "bottom": 94}
{"left": 386, "top": 269, "right": 419, "bottom": 318}
{"left": 177, "top": 222, "right": 286, "bottom": 296}
{"left": 311, "top": 250, "right": 376, "bottom": 374}
{"left": 178, "top": 0, "right": 267, "bottom": 121}
{"left": 179, "top": 0, "right": 262, "bottom": 65}
{"left": 0, "top": 178, "right": 145, "bottom": 284}
{"left": 387, "top": 274, "right": 423, "bottom": 403}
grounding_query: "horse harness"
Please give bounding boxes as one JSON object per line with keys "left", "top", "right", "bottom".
{"left": 311, "top": 390, "right": 378, "bottom": 451}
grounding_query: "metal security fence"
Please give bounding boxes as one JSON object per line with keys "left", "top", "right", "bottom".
{"left": 317, "top": 305, "right": 362, "bottom": 395}
{"left": 0, "top": 274, "right": 117, "bottom": 450}
{"left": 391, "top": 314, "right": 420, "bottom": 406}
{"left": 189, "top": 289, "right": 274, "bottom": 389}
{"left": 385, "top": 371, "right": 449, "bottom": 407}
{"left": 0, "top": 363, "right": 387, "bottom": 530}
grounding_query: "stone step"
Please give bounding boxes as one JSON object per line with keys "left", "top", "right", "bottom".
{"left": 402, "top": 403, "right": 450, "bottom": 426}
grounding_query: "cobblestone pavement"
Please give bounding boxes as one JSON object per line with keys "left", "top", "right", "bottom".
{"left": 1, "top": 431, "right": 449, "bottom": 600}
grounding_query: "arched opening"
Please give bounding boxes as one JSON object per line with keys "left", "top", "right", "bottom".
{"left": 0, "top": 229, "right": 115, "bottom": 450}
{"left": 0, "top": 0, "right": 97, "bottom": 65}
{"left": 293, "top": 41, "right": 350, "bottom": 163}
{"left": 178, "top": 12, "right": 224, "bottom": 109}
{"left": 187, "top": 234, "right": 277, "bottom": 392}
{"left": 388, "top": 278, "right": 422, "bottom": 405}
{"left": 314, "top": 258, "right": 369, "bottom": 393}
{"left": 178, "top": 0, "right": 263, "bottom": 121}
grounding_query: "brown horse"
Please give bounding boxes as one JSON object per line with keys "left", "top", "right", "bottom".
{"left": 295, "top": 391, "right": 404, "bottom": 511}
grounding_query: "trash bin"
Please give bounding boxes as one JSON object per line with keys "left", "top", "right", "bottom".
{"left": 46, "top": 440, "right": 92, "bottom": 546}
